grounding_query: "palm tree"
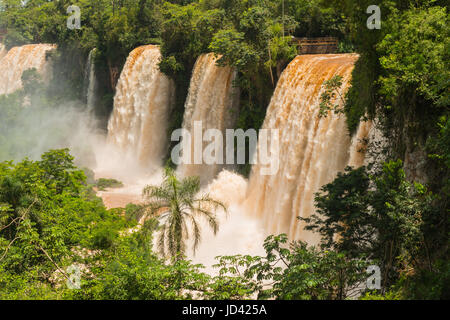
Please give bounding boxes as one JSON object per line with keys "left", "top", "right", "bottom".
{"left": 142, "top": 167, "right": 226, "bottom": 260}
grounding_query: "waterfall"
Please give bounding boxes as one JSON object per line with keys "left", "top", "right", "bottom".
{"left": 0, "top": 44, "right": 56, "bottom": 95}
{"left": 348, "top": 120, "right": 373, "bottom": 167}
{"left": 0, "top": 43, "right": 6, "bottom": 61}
{"left": 107, "top": 45, "right": 175, "bottom": 170}
{"left": 84, "top": 49, "right": 98, "bottom": 113}
{"left": 244, "top": 54, "right": 368, "bottom": 244}
{"left": 178, "top": 53, "right": 239, "bottom": 184}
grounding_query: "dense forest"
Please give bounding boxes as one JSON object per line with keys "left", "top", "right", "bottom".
{"left": 0, "top": 0, "right": 448, "bottom": 300}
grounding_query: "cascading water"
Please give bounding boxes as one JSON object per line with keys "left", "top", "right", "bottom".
{"left": 348, "top": 120, "right": 373, "bottom": 167}
{"left": 99, "top": 51, "right": 372, "bottom": 267}
{"left": 244, "top": 54, "right": 367, "bottom": 244}
{"left": 107, "top": 45, "right": 175, "bottom": 171}
{"left": 84, "top": 49, "right": 98, "bottom": 113}
{"left": 0, "top": 44, "right": 56, "bottom": 95}
{"left": 178, "top": 53, "right": 239, "bottom": 184}
{"left": 0, "top": 43, "right": 6, "bottom": 61}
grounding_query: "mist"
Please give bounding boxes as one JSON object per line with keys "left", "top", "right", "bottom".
{"left": 0, "top": 99, "right": 102, "bottom": 166}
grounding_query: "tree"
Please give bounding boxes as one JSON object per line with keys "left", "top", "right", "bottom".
{"left": 302, "top": 161, "right": 445, "bottom": 295}
{"left": 0, "top": 149, "right": 132, "bottom": 297}
{"left": 38, "top": 148, "right": 85, "bottom": 195}
{"left": 214, "top": 234, "right": 369, "bottom": 300}
{"left": 302, "top": 166, "right": 372, "bottom": 256}
{"left": 377, "top": 6, "right": 449, "bottom": 108}
{"left": 142, "top": 167, "right": 226, "bottom": 260}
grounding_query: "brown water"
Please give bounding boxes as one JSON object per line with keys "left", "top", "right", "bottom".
{"left": 107, "top": 45, "right": 175, "bottom": 170}
{"left": 0, "top": 44, "right": 56, "bottom": 94}
{"left": 94, "top": 52, "right": 373, "bottom": 274}
{"left": 178, "top": 53, "right": 239, "bottom": 184}
{"left": 244, "top": 54, "right": 367, "bottom": 243}
{"left": 0, "top": 43, "right": 7, "bottom": 61}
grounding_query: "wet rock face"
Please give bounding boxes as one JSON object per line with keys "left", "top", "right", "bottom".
{"left": 404, "top": 142, "right": 429, "bottom": 185}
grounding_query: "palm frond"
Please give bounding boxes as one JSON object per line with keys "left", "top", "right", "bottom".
{"left": 158, "top": 222, "right": 168, "bottom": 258}
{"left": 194, "top": 194, "right": 227, "bottom": 214}
{"left": 179, "top": 176, "right": 200, "bottom": 198}
{"left": 141, "top": 168, "right": 227, "bottom": 260}
{"left": 194, "top": 206, "right": 219, "bottom": 235}
{"left": 188, "top": 214, "right": 202, "bottom": 254}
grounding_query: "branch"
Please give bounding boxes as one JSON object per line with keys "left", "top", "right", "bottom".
{"left": 0, "top": 236, "right": 19, "bottom": 262}
{"left": 0, "top": 198, "right": 37, "bottom": 232}
{"left": 0, "top": 199, "right": 38, "bottom": 262}
{"left": 36, "top": 243, "right": 72, "bottom": 283}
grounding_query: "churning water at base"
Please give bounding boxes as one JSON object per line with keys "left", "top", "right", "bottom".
{"left": 180, "top": 170, "right": 266, "bottom": 273}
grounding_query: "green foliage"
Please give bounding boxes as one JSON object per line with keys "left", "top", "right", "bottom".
{"left": 360, "top": 290, "right": 402, "bottom": 300}
{"left": 95, "top": 178, "right": 124, "bottom": 191}
{"left": 284, "top": 0, "right": 348, "bottom": 38}
{"left": 344, "top": 54, "right": 378, "bottom": 133}
{"left": 0, "top": 149, "right": 132, "bottom": 297}
{"left": 124, "top": 203, "right": 143, "bottom": 222}
{"left": 38, "top": 149, "right": 85, "bottom": 195}
{"left": 337, "top": 4, "right": 450, "bottom": 275}
{"left": 70, "top": 233, "right": 208, "bottom": 300}
{"left": 214, "top": 234, "right": 369, "bottom": 300}
{"left": 0, "top": 265, "right": 61, "bottom": 299}
{"left": 66, "top": 218, "right": 253, "bottom": 300}
{"left": 318, "top": 75, "right": 346, "bottom": 117}
{"left": 426, "top": 116, "right": 450, "bottom": 205}
{"left": 400, "top": 259, "right": 450, "bottom": 299}
{"left": 159, "top": 2, "right": 225, "bottom": 77}
{"left": 304, "top": 166, "right": 372, "bottom": 256}
{"left": 302, "top": 161, "right": 447, "bottom": 297}
{"left": 378, "top": 6, "right": 449, "bottom": 108}
{"left": 428, "top": 116, "right": 450, "bottom": 169}
{"left": 324, "top": 1, "right": 447, "bottom": 132}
